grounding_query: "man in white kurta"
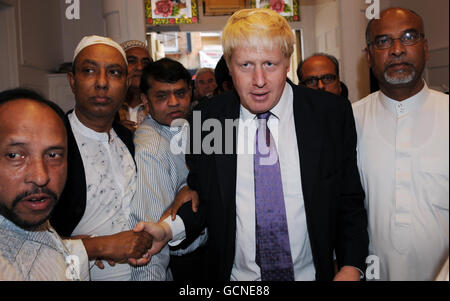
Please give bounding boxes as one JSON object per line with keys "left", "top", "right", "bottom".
{"left": 353, "top": 8, "right": 449, "bottom": 280}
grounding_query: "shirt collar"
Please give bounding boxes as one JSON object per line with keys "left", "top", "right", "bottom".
{"left": 69, "top": 111, "right": 113, "bottom": 143}
{"left": 146, "top": 114, "right": 188, "bottom": 136}
{"left": 128, "top": 103, "right": 144, "bottom": 113}
{"left": 240, "top": 82, "right": 292, "bottom": 121}
{"left": 0, "top": 215, "right": 50, "bottom": 234}
{"left": 379, "top": 82, "right": 430, "bottom": 117}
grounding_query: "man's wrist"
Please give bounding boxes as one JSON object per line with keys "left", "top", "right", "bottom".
{"left": 158, "top": 220, "right": 173, "bottom": 241}
{"left": 81, "top": 236, "right": 108, "bottom": 260}
{"left": 162, "top": 215, "right": 186, "bottom": 246}
{"left": 335, "top": 266, "right": 362, "bottom": 281}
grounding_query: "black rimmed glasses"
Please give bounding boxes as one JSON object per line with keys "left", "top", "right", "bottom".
{"left": 301, "top": 74, "right": 338, "bottom": 88}
{"left": 368, "top": 30, "right": 425, "bottom": 50}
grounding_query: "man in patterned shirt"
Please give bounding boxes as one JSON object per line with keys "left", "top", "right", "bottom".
{"left": 50, "top": 36, "right": 160, "bottom": 281}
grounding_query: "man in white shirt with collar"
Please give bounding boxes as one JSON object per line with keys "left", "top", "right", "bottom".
{"left": 353, "top": 7, "right": 449, "bottom": 280}
{"left": 136, "top": 8, "right": 368, "bottom": 281}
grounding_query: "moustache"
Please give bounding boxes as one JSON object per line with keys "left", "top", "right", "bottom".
{"left": 384, "top": 60, "right": 415, "bottom": 71}
{"left": 12, "top": 187, "right": 58, "bottom": 209}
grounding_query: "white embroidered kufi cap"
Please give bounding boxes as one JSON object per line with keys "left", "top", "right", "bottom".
{"left": 73, "top": 35, "right": 128, "bottom": 65}
{"left": 120, "top": 40, "right": 148, "bottom": 52}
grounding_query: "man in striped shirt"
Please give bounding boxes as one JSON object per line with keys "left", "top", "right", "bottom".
{"left": 130, "top": 58, "right": 208, "bottom": 281}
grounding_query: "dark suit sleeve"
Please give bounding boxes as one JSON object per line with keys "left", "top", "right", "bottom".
{"left": 174, "top": 109, "right": 207, "bottom": 249}
{"left": 335, "top": 100, "right": 369, "bottom": 273}
{"left": 174, "top": 201, "right": 206, "bottom": 249}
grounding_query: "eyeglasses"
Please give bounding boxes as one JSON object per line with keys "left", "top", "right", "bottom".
{"left": 301, "top": 74, "right": 337, "bottom": 88}
{"left": 368, "top": 30, "right": 425, "bottom": 50}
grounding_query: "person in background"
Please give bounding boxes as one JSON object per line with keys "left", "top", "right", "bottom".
{"left": 0, "top": 88, "right": 89, "bottom": 281}
{"left": 118, "top": 40, "right": 153, "bottom": 132}
{"left": 191, "top": 68, "right": 217, "bottom": 108}
{"left": 214, "top": 55, "right": 234, "bottom": 96}
{"left": 297, "top": 53, "right": 348, "bottom": 98}
{"left": 353, "top": 7, "right": 449, "bottom": 280}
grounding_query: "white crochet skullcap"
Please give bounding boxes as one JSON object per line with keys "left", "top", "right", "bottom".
{"left": 120, "top": 40, "right": 148, "bottom": 53}
{"left": 73, "top": 35, "right": 128, "bottom": 65}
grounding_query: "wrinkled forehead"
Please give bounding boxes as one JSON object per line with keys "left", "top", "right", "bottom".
{"left": 0, "top": 100, "right": 67, "bottom": 143}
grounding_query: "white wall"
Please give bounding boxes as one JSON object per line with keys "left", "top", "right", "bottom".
{"left": 299, "top": 0, "right": 316, "bottom": 59}
{"left": 314, "top": 0, "right": 341, "bottom": 60}
{"left": 0, "top": 2, "right": 19, "bottom": 91}
{"left": 0, "top": 0, "right": 64, "bottom": 96}
{"left": 102, "top": 0, "right": 146, "bottom": 44}
{"left": 338, "top": 0, "right": 371, "bottom": 101}
{"left": 60, "top": 0, "right": 105, "bottom": 63}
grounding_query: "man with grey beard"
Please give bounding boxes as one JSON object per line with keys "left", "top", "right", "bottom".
{"left": 352, "top": 7, "right": 449, "bottom": 280}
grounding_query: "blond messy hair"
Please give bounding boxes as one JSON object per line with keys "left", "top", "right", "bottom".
{"left": 222, "top": 8, "right": 294, "bottom": 65}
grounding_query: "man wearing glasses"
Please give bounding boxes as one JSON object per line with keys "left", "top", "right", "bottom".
{"left": 353, "top": 8, "right": 449, "bottom": 280}
{"left": 297, "top": 53, "right": 344, "bottom": 97}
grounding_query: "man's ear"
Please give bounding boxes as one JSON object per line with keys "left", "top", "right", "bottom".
{"left": 423, "top": 38, "right": 430, "bottom": 61}
{"left": 365, "top": 47, "right": 372, "bottom": 68}
{"left": 127, "top": 74, "right": 132, "bottom": 89}
{"left": 141, "top": 93, "right": 150, "bottom": 112}
{"left": 67, "top": 72, "right": 76, "bottom": 93}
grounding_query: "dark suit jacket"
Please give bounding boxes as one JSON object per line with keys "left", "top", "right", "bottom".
{"left": 50, "top": 112, "right": 135, "bottom": 237}
{"left": 178, "top": 84, "right": 369, "bottom": 281}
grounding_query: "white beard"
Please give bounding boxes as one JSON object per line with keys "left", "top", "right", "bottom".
{"left": 384, "top": 68, "right": 416, "bottom": 85}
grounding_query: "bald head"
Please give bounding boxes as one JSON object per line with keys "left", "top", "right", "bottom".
{"left": 366, "top": 8, "right": 424, "bottom": 45}
{"left": 298, "top": 54, "right": 342, "bottom": 95}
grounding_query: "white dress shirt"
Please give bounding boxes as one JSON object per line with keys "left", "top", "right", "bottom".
{"left": 167, "top": 83, "right": 316, "bottom": 281}
{"left": 352, "top": 83, "right": 449, "bottom": 280}
{"left": 68, "top": 112, "right": 137, "bottom": 281}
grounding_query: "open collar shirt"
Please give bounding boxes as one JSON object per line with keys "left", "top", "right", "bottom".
{"left": 68, "top": 111, "right": 137, "bottom": 281}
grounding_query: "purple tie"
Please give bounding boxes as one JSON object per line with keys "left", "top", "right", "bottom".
{"left": 254, "top": 112, "right": 295, "bottom": 281}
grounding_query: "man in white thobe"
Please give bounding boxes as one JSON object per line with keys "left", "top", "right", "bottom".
{"left": 353, "top": 7, "right": 449, "bottom": 281}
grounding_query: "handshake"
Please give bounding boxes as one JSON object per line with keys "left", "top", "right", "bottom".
{"left": 81, "top": 224, "right": 170, "bottom": 268}
{"left": 83, "top": 186, "right": 199, "bottom": 268}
